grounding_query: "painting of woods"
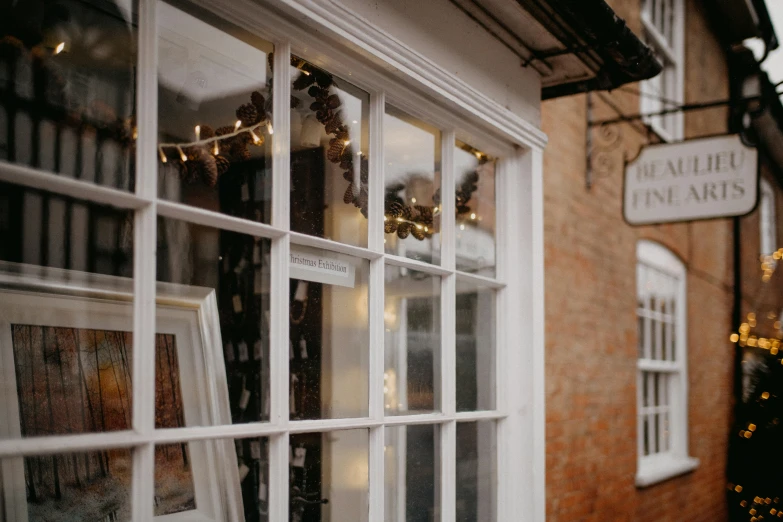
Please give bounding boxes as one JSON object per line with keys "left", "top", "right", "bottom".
{"left": 9, "top": 325, "right": 196, "bottom": 520}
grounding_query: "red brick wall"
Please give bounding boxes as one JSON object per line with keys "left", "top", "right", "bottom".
{"left": 540, "top": 0, "right": 749, "bottom": 520}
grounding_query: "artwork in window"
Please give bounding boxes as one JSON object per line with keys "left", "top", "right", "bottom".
{"left": 0, "top": 262, "right": 240, "bottom": 521}
{"left": 290, "top": 56, "right": 370, "bottom": 247}
{"left": 0, "top": 0, "right": 138, "bottom": 190}
{"left": 383, "top": 108, "right": 441, "bottom": 262}
{"left": 157, "top": 2, "right": 274, "bottom": 223}
{"left": 454, "top": 142, "right": 496, "bottom": 276}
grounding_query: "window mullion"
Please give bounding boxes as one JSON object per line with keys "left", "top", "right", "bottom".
{"left": 131, "top": 0, "right": 158, "bottom": 520}
{"left": 440, "top": 420, "right": 456, "bottom": 522}
{"left": 269, "top": 39, "right": 292, "bottom": 522}
{"left": 440, "top": 131, "right": 456, "bottom": 272}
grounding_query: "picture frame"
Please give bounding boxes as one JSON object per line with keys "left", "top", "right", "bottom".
{"left": 0, "top": 261, "right": 242, "bottom": 522}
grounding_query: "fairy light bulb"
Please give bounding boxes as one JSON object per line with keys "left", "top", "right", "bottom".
{"left": 213, "top": 141, "right": 220, "bottom": 155}
{"left": 249, "top": 129, "right": 261, "bottom": 144}
{"left": 235, "top": 120, "right": 242, "bottom": 130}
{"left": 176, "top": 146, "right": 187, "bottom": 162}
{"left": 195, "top": 125, "right": 201, "bottom": 141}
{"left": 54, "top": 42, "right": 65, "bottom": 55}
{"left": 267, "top": 123, "right": 274, "bottom": 135}
{"left": 158, "top": 147, "right": 167, "bottom": 163}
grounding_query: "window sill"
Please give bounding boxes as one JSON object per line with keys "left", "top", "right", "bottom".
{"left": 635, "top": 456, "right": 699, "bottom": 488}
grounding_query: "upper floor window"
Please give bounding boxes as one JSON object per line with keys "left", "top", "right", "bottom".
{"left": 760, "top": 178, "right": 777, "bottom": 257}
{"left": 636, "top": 240, "right": 698, "bottom": 487}
{"left": 640, "top": 0, "right": 684, "bottom": 141}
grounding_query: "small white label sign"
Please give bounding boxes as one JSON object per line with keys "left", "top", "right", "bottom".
{"left": 289, "top": 246, "right": 355, "bottom": 288}
{"left": 624, "top": 135, "right": 758, "bottom": 225}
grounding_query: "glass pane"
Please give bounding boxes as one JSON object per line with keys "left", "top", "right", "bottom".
{"left": 2, "top": 449, "right": 132, "bottom": 520}
{"left": 456, "top": 278, "right": 496, "bottom": 412}
{"left": 385, "top": 266, "right": 441, "bottom": 415}
{"left": 456, "top": 421, "right": 496, "bottom": 522}
{"left": 290, "top": 429, "right": 369, "bottom": 522}
{"left": 0, "top": 0, "right": 138, "bottom": 190}
{"left": 232, "top": 437, "right": 270, "bottom": 522}
{"left": 384, "top": 424, "right": 440, "bottom": 522}
{"left": 157, "top": 216, "right": 272, "bottom": 424}
{"left": 290, "top": 56, "right": 369, "bottom": 247}
{"left": 289, "top": 246, "right": 370, "bottom": 419}
{"left": 154, "top": 444, "right": 196, "bottom": 516}
{"left": 454, "top": 142, "right": 495, "bottom": 276}
{"left": 157, "top": 2, "right": 273, "bottom": 223}
{"left": 383, "top": 108, "right": 441, "bottom": 263}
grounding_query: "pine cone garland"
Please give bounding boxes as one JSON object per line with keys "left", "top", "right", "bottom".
{"left": 384, "top": 219, "right": 399, "bottom": 234}
{"left": 411, "top": 225, "right": 426, "bottom": 241}
{"left": 215, "top": 155, "right": 230, "bottom": 175}
{"left": 386, "top": 201, "right": 404, "bottom": 219}
{"left": 237, "top": 104, "right": 260, "bottom": 126}
{"left": 215, "top": 126, "right": 234, "bottom": 136}
{"left": 201, "top": 155, "right": 219, "bottom": 187}
{"left": 325, "top": 112, "right": 343, "bottom": 134}
{"left": 326, "top": 94, "right": 341, "bottom": 109}
{"left": 397, "top": 222, "right": 411, "bottom": 239}
{"left": 200, "top": 125, "right": 215, "bottom": 139}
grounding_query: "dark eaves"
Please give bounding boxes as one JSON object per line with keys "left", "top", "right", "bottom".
{"left": 522, "top": 0, "right": 662, "bottom": 99}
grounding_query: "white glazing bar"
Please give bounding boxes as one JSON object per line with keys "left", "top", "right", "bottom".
{"left": 0, "top": 431, "right": 139, "bottom": 458}
{"left": 384, "top": 253, "right": 453, "bottom": 276}
{"left": 440, "top": 420, "right": 456, "bottom": 522}
{"left": 645, "top": 373, "right": 655, "bottom": 454}
{"left": 440, "top": 131, "right": 456, "bottom": 272}
{"left": 269, "top": 39, "right": 292, "bottom": 522}
{"left": 156, "top": 199, "right": 285, "bottom": 239}
{"left": 368, "top": 89, "right": 386, "bottom": 522}
{"left": 0, "top": 161, "right": 149, "bottom": 209}
{"left": 636, "top": 371, "right": 644, "bottom": 461}
{"left": 131, "top": 0, "right": 158, "bottom": 520}
{"left": 289, "top": 230, "right": 382, "bottom": 260}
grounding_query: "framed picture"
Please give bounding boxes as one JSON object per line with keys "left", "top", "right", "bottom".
{"left": 0, "top": 262, "right": 241, "bottom": 522}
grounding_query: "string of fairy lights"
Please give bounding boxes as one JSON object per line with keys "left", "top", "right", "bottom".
{"left": 728, "top": 248, "right": 783, "bottom": 521}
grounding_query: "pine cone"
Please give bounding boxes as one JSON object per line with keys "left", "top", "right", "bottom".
{"left": 325, "top": 112, "right": 343, "bottom": 134}
{"left": 307, "top": 86, "right": 321, "bottom": 97}
{"left": 411, "top": 226, "right": 426, "bottom": 241}
{"left": 315, "top": 73, "right": 333, "bottom": 88}
{"left": 343, "top": 170, "right": 353, "bottom": 181}
{"left": 231, "top": 141, "right": 251, "bottom": 162}
{"left": 293, "top": 72, "right": 315, "bottom": 90}
{"left": 200, "top": 125, "right": 215, "bottom": 139}
{"left": 397, "top": 222, "right": 411, "bottom": 239}
{"left": 343, "top": 184, "right": 355, "bottom": 204}
{"left": 360, "top": 161, "right": 368, "bottom": 183}
{"left": 326, "top": 94, "right": 341, "bottom": 109}
{"left": 291, "top": 96, "right": 301, "bottom": 109}
{"left": 215, "top": 126, "right": 234, "bottom": 136}
{"left": 186, "top": 160, "right": 201, "bottom": 184}
{"left": 386, "top": 201, "right": 404, "bottom": 219}
{"left": 355, "top": 187, "right": 368, "bottom": 209}
{"left": 201, "top": 155, "right": 219, "bottom": 187}
{"left": 456, "top": 204, "right": 471, "bottom": 215}
{"left": 340, "top": 157, "right": 353, "bottom": 170}
{"left": 415, "top": 206, "right": 434, "bottom": 227}
{"left": 310, "top": 101, "right": 325, "bottom": 111}
{"left": 215, "top": 155, "right": 230, "bottom": 175}
{"left": 237, "top": 104, "right": 260, "bottom": 126}
{"left": 251, "top": 91, "right": 266, "bottom": 110}
{"left": 384, "top": 219, "right": 399, "bottom": 234}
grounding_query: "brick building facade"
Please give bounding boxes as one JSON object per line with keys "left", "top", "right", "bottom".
{"left": 541, "top": 0, "right": 783, "bottom": 520}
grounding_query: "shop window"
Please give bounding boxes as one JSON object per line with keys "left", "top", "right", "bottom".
{"left": 760, "top": 178, "right": 777, "bottom": 257}
{"left": 636, "top": 240, "right": 698, "bottom": 487}
{"left": 0, "top": 1, "right": 531, "bottom": 520}
{"left": 640, "top": 0, "right": 684, "bottom": 141}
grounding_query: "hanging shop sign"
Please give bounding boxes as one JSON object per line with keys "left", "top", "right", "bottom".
{"left": 623, "top": 134, "right": 758, "bottom": 225}
{"left": 290, "top": 246, "right": 356, "bottom": 288}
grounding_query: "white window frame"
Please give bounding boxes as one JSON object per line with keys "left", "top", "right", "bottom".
{"left": 639, "top": 0, "right": 685, "bottom": 142}
{"left": 0, "top": 0, "right": 547, "bottom": 520}
{"left": 760, "top": 178, "right": 777, "bottom": 257}
{"left": 635, "top": 240, "right": 698, "bottom": 487}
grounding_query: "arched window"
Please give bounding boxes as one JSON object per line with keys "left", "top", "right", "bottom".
{"left": 635, "top": 240, "right": 698, "bottom": 486}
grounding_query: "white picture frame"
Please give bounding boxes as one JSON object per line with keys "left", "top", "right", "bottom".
{"left": 0, "top": 261, "right": 242, "bottom": 522}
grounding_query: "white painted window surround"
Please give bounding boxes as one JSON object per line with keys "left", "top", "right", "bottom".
{"left": 640, "top": 0, "right": 685, "bottom": 142}
{"left": 0, "top": 0, "right": 547, "bottom": 521}
{"left": 760, "top": 178, "right": 777, "bottom": 257}
{"left": 636, "top": 240, "right": 698, "bottom": 487}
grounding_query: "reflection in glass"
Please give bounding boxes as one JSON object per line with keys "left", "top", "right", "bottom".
{"left": 290, "top": 56, "right": 369, "bottom": 247}
{"left": 154, "top": 444, "right": 196, "bottom": 516}
{"left": 157, "top": 2, "right": 274, "bottom": 223}
{"left": 157, "top": 216, "right": 272, "bottom": 424}
{"left": 456, "top": 279, "right": 496, "bottom": 412}
{"left": 385, "top": 424, "right": 440, "bottom": 522}
{"left": 0, "top": 0, "right": 138, "bottom": 190}
{"left": 232, "top": 437, "right": 269, "bottom": 522}
{"left": 384, "top": 266, "right": 440, "bottom": 414}
{"left": 289, "top": 429, "right": 369, "bottom": 522}
{"left": 383, "top": 108, "right": 441, "bottom": 263}
{"left": 454, "top": 142, "right": 496, "bottom": 276}
{"left": 2, "top": 449, "right": 132, "bottom": 521}
{"left": 456, "top": 421, "right": 496, "bottom": 522}
{"left": 289, "top": 246, "right": 369, "bottom": 420}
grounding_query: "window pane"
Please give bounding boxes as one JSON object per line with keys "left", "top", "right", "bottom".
{"left": 454, "top": 142, "right": 495, "bottom": 276}
{"left": 232, "top": 437, "right": 270, "bottom": 522}
{"left": 2, "top": 449, "right": 132, "bottom": 520}
{"left": 383, "top": 108, "right": 441, "bottom": 263}
{"left": 0, "top": 0, "right": 138, "bottom": 190}
{"left": 290, "top": 429, "right": 369, "bottom": 522}
{"left": 157, "top": 2, "right": 273, "bottom": 223}
{"left": 456, "top": 421, "right": 496, "bottom": 522}
{"left": 154, "top": 444, "right": 196, "bottom": 516}
{"left": 290, "top": 56, "right": 369, "bottom": 247}
{"left": 385, "top": 266, "right": 441, "bottom": 415}
{"left": 157, "top": 216, "right": 272, "bottom": 425}
{"left": 456, "top": 278, "right": 496, "bottom": 412}
{"left": 290, "top": 246, "right": 369, "bottom": 419}
{"left": 385, "top": 424, "right": 440, "bottom": 521}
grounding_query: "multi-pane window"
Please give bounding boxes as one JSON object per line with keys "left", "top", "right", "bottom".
{"left": 760, "top": 178, "right": 777, "bottom": 257}
{"left": 640, "top": 0, "right": 684, "bottom": 141}
{"left": 636, "top": 240, "right": 698, "bottom": 487}
{"left": 0, "top": 0, "right": 521, "bottom": 520}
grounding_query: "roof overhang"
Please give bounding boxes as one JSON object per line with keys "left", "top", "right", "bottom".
{"left": 450, "top": 0, "right": 663, "bottom": 99}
